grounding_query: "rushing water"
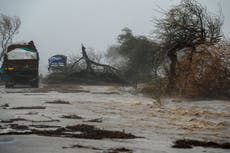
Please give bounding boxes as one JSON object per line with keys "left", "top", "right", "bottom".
{"left": 0, "top": 85, "right": 229, "bottom": 153}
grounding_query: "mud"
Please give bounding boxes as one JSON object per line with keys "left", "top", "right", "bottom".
{"left": 172, "top": 139, "right": 230, "bottom": 149}
{"left": 11, "top": 106, "right": 46, "bottom": 109}
{"left": 45, "top": 100, "right": 71, "bottom": 104}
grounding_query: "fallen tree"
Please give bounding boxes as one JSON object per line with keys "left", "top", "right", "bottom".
{"left": 44, "top": 44, "right": 124, "bottom": 84}
{"left": 70, "top": 44, "right": 119, "bottom": 75}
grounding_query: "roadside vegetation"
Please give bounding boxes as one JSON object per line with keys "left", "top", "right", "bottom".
{"left": 1, "top": 0, "right": 229, "bottom": 98}
{"left": 106, "top": 0, "right": 229, "bottom": 99}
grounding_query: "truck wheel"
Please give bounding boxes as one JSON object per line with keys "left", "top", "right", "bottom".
{"left": 5, "top": 83, "right": 9, "bottom": 88}
{"left": 5, "top": 82, "right": 14, "bottom": 88}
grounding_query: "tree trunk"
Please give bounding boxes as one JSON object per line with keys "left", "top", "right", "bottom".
{"left": 81, "top": 44, "right": 93, "bottom": 72}
{"left": 167, "top": 50, "right": 177, "bottom": 94}
{"left": 182, "top": 47, "right": 195, "bottom": 95}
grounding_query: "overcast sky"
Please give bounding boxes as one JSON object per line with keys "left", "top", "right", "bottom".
{"left": 0, "top": 0, "right": 230, "bottom": 73}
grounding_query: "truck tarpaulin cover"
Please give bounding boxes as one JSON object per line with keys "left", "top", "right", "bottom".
{"left": 49, "top": 55, "right": 66, "bottom": 65}
{"left": 7, "top": 48, "right": 38, "bottom": 60}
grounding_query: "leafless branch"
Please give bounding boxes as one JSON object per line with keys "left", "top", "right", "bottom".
{"left": 0, "top": 14, "right": 21, "bottom": 61}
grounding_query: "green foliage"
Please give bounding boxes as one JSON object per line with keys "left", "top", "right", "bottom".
{"left": 107, "top": 27, "right": 164, "bottom": 83}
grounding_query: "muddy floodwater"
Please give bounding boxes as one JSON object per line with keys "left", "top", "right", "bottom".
{"left": 0, "top": 84, "right": 229, "bottom": 153}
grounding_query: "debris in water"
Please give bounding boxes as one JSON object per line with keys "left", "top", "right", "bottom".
{"left": 30, "top": 124, "right": 61, "bottom": 128}
{"left": 65, "top": 124, "right": 139, "bottom": 139}
{"left": 0, "top": 118, "right": 59, "bottom": 123}
{"left": 65, "top": 124, "right": 95, "bottom": 131}
{"left": 107, "top": 147, "right": 133, "bottom": 153}
{"left": 0, "top": 124, "right": 139, "bottom": 139}
{"left": 0, "top": 103, "right": 9, "bottom": 108}
{"left": 0, "top": 118, "right": 28, "bottom": 123}
{"left": 10, "top": 124, "right": 29, "bottom": 130}
{"left": 62, "top": 144, "right": 102, "bottom": 150}
{"left": 45, "top": 100, "right": 70, "bottom": 104}
{"left": 172, "top": 139, "right": 230, "bottom": 149}
{"left": 61, "top": 114, "right": 83, "bottom": 119}
{"left": 11, "top": 106, "right": 46, "bottom": 109}
{"left": 24, "top": 112, "right": 39, "bottom": 115}
{"left": 84, "top": 117, "right": 103, "bottom": 123}
{"left": 172, "top": 140, "right": 193, "bottom": 149}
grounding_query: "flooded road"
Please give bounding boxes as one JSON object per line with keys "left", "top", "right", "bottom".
{"left": 0, "top": 84, "right": 229, "bottom": 153}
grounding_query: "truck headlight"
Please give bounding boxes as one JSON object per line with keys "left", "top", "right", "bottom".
{"left": 5, "top": 67, "right": 15, "bottom": 71}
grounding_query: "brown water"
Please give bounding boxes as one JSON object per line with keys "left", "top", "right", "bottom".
{"left": 0, "top": 84, "right": 229, "bottom": 153}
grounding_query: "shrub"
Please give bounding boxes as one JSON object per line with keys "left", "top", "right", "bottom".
{"left": 175, "top": 42, "right": 230, "bottom": 98}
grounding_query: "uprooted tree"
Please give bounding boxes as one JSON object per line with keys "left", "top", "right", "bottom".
{"left": 70, "top": 44, "right": 119, "bottom": 75}
{"left": 48, "top": 44, "right": 125, "bottom": 84}
{"left": 0, "top": 14, "right": 21, "bottom": 62}
{"left": 155, "top": 0, "right": 224, "bottom": 94}
{"left": 44, "top": 44, "right": 124, "bottom": 84}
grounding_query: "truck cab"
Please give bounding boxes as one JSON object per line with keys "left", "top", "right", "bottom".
{"left": 48, "top": 55, "right": 67, "bottom": 72}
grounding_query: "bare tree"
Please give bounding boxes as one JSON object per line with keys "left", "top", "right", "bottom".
{"left": 70, "top": 44, "right": 119, "bottom": 74}
{"left": 0, "top": 14, "right": 21, "bottom": 62}
{"left": 155, "top": 0, "right": 224, "bottom": 94}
